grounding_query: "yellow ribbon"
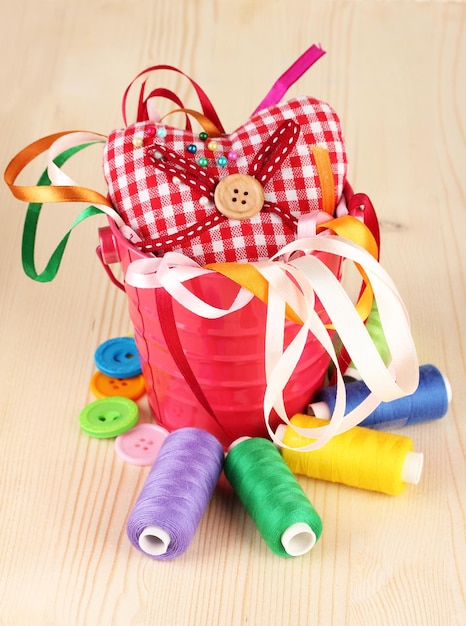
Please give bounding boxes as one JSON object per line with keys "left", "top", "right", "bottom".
{"left": 206, "top": 215, "right": 378, "bottom": 326}
{"left": 205, "top": 262, "right": 302, "bottom": 324}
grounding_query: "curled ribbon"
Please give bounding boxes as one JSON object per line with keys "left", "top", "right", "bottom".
{"left": 3, "top": 132, "right": 140, "bottom": 281}
{"left": 125, "top": 230, "right": 419, "bottom": 450}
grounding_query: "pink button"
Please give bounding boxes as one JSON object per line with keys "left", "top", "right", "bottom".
{"left": 115, "top": 423, "right": 169, "bottom": 466}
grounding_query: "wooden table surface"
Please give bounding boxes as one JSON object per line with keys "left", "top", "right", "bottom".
{"left": 1, "top": 1, "right": 465, "bottom": 624}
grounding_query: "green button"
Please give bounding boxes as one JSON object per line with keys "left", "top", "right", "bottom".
{"left": 79, "top": 397, "right": 139, "bottom": 438}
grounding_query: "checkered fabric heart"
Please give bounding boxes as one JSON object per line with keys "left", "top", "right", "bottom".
{"left": 103, "top": 96, "right": 347, "bottom": 265}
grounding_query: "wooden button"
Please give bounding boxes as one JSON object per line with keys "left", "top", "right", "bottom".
{"left": 214, "top": 174, "right": 265, "bottom": 220}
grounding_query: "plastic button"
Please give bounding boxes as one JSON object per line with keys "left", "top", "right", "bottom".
{"left": 94, "top": 337, "right": 142, "bottom": 379}
{"left": 115, "top": 423, "right": 169, "bottom": 465}
{"left": 214, "top": 173, "right": 264, "bottom": 220}
{"left": 90, "top": 371, "right": 146, "bottom": 401}
{"left": 79, "top": 397, "right": 139, "bottom": 438}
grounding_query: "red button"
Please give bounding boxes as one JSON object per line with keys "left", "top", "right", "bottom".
{"left": 114, "top": 423, "right": 169, "bottom": 466}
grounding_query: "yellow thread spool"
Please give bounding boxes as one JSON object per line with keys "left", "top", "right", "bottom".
{"left": 278, "top": 414, "right": 423, "bottom": 495}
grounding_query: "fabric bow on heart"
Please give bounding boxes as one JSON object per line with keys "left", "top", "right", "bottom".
{"left": 146, "top": 119, "right": 300, "bottom": 246}
{"left": 103, "top": 96, "right": 347, "bottom": 265}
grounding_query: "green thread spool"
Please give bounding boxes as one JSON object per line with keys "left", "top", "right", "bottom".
{"left": 346, "top": 300, "right": 391, "bottom": 378}
{"left": 224, "top": 437, "right": 323, "bottom": 557}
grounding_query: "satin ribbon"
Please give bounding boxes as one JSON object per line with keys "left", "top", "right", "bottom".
{"left": 259, "top": 237, "right": 418, "bottom": 449}
{"left": 160, "top": 108, "right": 223, "bottom": 138}
{"left": 43, "top": 131, "right": 138, "bottom": 240}
{"left": 155, "top": 287, "right": 238, "bottom": 439}
{"left": 124, "top": 45, "right": 325, "bottom": 130}
{"left": 4, "top": 131, "right": 138, "bottom": 237}
{"left": 4, "top": 132, "right": 111, "bottom": 207}
{"left": 126, "top": 253, "right": 254, "bottom": 315}
{"left": 207, "top": 215, "right": 378, "bottom": 327}
{"left": 125, "top": 231, "right": 418, "bottom": 450}
{"left": 311, "top": 146, "right": 336, "bottom": 215}
{"left": 253, "top": 44, "right": 326, "bottom": 114}
{"left": 3, "top": 132, "right": 140, "bottom": 281}
{"left": 136, "top": 86, "right": 183, "bottom": 124}
{"left": 122, "top": 64, "right": 225, "bottom": 132}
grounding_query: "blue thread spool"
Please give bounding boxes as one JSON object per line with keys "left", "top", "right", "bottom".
{"left": 311, "top": 364, "right": 451, "bottom": 430}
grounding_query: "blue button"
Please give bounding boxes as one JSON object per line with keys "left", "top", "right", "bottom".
{"left": 94, "top": 337, "right": 142, "bottom": 379}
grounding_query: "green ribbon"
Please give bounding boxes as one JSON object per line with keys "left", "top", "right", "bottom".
{"left": 21, "top": 143, "right": 104, "bottom": 282}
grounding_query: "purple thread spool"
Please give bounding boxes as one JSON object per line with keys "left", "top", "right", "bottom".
{"left": 126, "top": 427, "right": 224, "bottom": 559}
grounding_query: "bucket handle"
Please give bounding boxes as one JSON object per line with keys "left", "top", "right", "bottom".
{"left": 96, "top": 243, "right": 125, "bottom": 292}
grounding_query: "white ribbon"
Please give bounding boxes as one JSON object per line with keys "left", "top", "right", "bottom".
{"left": 125, "top": 234, "right": 419, "bottom": 450}
{"left": 126, "top": 252, "right": 254, "bottom": 318}
{"left": 46, "top": 131, "right": 141, "bottom": 243}
{"left": 256, "top": 236, "right": 418, "bottom": 449}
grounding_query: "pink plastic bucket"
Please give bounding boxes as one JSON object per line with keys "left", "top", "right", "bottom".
{"left": 98, "top": 220, "right": 340, "bottom": 447}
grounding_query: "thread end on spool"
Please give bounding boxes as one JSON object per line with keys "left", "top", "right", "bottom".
{"left": 275, "top": 424, "right": 286, "bottom": 444}
{"left": 343, "top": 366, "right": 362, "bottom": 382}
{"left": 308, "top": 401, "right": 331, "bottom": 420}
{"left": 139, "top": 525, "right": 171, "bottom": 556}
{"left": 227, "top": 437, "right": 251, "bottom": 452}
{"left": 401, "top": 452, "right": 424, "bottom": 485}
{"left": 441, "top": 373, "right": 452, "bottom": 404}
{"left": 281, "top": 522, "right": 317, "bottom": 556}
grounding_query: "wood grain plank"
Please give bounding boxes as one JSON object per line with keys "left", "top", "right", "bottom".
{"left": 1, "top": 1, "right": 465, "bottom": 625}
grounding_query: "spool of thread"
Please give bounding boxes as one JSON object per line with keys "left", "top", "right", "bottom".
{"left": 345, "top": 300, "right": 391, "bottom": 379}
{"left": 126, "top": 427, "right": 224, "bottom": 560}
{"left": 224, "top": 437, "right": 323, "bottom": 557}
{"left": 277, "top": 414, "right": 423, "bottom": 495}
{"left": 311, "top": 364, "right": 451, "bottom": 430}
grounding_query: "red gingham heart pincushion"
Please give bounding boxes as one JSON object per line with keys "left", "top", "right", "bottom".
{"left": 103, "top": 96, "right": 347, "bottom": 265}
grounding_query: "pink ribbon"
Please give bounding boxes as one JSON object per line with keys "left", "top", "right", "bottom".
{"left": 253, "top": 44, "right": 326, "bottom": 114}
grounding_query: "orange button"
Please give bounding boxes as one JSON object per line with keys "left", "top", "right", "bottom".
{"left": 90, "top": 371, "right": 146, "bottom": 401}
{"left": 214, "top": 173, "right": 264, "bottom": 220}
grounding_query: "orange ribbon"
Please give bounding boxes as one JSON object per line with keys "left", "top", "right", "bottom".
{"left": 206, "top": 215, "right": 378, "bottom": 326}
{"left": 311, "top": 145, "right": 336, "bottom": 215}
{"left": 4, "top": 131, "right": 113, "bottom": 207}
